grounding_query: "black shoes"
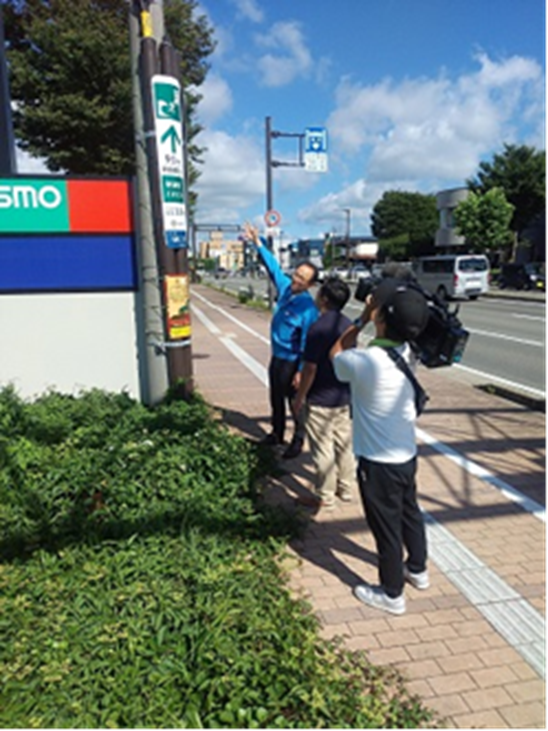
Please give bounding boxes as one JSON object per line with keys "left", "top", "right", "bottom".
{"left": 282, "top": 437, "right": 303, "bottom": 459}
{"left": 259, "top": 433, "right": 303, "bottom": 459}
{"left": 260, "top": 432, "right": 282, "bottom": 446}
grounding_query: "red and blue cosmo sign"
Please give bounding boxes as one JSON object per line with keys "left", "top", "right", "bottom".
{"left": 0, "top": 177, "right": 136, "bottom": 292}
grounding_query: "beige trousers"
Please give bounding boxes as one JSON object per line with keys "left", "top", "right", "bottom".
{"left": 305, "top": 404, "right": 356, "bottom": 504}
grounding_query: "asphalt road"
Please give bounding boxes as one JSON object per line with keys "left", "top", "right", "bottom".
{"left": 203, "top": 274, "right": 546, "bottom": 398}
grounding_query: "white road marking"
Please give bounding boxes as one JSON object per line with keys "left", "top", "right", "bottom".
{"left": 416, "top": 427, "right": 545, "bottom": 523}
{"left": 467, "top": 328, "right": 542, "bottom": 347}
{"left": 513, "top": 314, "right": 545, "bottom": 322}
{"left": 453, "top": 364, "right": 545, "bottom": 398}
{"left": 193, "top": 290, "right": 270, "bottom": 344}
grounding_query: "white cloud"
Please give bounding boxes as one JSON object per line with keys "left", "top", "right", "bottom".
{"left": 327, "top": 53, "right": 544, "bottom": 183}
{"left": 194, "top": 129, "right": 264, "bottom": 223}
{"left": 15, "top": 147, "right": 49, "bottom": 174}
{"left": 254, "top": 21, "right": 312, "bottom": 87}
{"left": 298, "top": 179, "right": 394, "bottom": 235}
{"left": 231, "top": 0, "right": 264, "bottom": 23}
{"left": 194, "top": 73, "right": 233, "bottom": 125}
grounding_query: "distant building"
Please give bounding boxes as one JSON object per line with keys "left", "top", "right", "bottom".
{"left": 435, "top": 187, "right": 469, "bottom": 248}
{"left": 198, "top": 231, "right": 244, "bottom": 270}
{"left": 290, "top": 235, "right": 378, "bottom": 266}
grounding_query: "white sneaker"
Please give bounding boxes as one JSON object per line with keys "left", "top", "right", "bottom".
{"left": 403, "top": 565, "right": 430, "bottom": 590}
{"left": 353, "top": 584, "right": 406, "bottom": 615}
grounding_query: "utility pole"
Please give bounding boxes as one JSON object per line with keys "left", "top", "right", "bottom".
{"left": 129, "top": 0, "right": 192, "bottom": 404}
{"left": 0, "top": 7, "right": 16, "bottom": 174}
{"left": 343, "top": 207, "right": 351, "bottom": 268}
{"left": 265, "top": 116, "right": 275, "bottom": 309}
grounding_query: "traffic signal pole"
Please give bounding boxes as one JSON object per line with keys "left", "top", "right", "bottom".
{"left": 264, "top": 116, "right": 306, "bottom": 309}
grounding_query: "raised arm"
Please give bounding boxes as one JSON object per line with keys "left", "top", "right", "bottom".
{"left": 243, "top": 222, "right": 287, "bottom": 294}
{"left": 330, "top": 296, "right": 375, "bottom": 360}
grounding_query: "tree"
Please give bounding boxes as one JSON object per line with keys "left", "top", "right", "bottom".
{"left": 453, "top": 188, "right": 514, "bottom": 254}
{"left": 370, "top": 191, "right": 438, "bottom": 259}
{"left": 3, "top": 0, "right": 215, "bottom": 181}
{"left": 467, "top": 144, "right": 545, "bottom": 239}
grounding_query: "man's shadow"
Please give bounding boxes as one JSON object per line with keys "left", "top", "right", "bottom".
{"left": 264, "top": 460, "right": 379, "bottom": 591}
{"left": 215, "top": 408, "right": 378, "bottom": 590}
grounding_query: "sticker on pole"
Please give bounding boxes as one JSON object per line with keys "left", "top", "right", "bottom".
{"left": 264, "top": 209, "right": 281, "bottom": 227}
{"left": 165, "top": 274, "right": 191, "bottom": 340}
{"left": 151, "top": 74, "right": 187, "bottom": 248}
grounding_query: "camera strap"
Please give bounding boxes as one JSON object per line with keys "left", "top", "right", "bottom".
{"left": 386, "top": 347, "right": 429, "bottom": 416}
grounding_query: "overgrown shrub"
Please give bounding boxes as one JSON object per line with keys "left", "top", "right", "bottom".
{"left": 0, "top": 387, "right": 437, "bottom": 728}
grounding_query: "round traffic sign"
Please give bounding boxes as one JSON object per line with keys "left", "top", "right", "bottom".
{"left": 264, "top": 209, "right": 281, "bottom": 227}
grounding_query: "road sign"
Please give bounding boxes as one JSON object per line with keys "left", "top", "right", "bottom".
{"left": 264, "top": 209, "right": 281, "bottom": 227}
{"left": 304, "top": 126, "right": 328, "bottom": 173}
{"left": 151, "top": 74, "right": 187, "bottom": 248}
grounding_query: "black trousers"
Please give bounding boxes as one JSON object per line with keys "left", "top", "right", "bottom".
{"left": 357, "top": 456, "right": 427, "bottom": 598}
{"left": 268, "top": 356, "right": 305, "bottom": 443}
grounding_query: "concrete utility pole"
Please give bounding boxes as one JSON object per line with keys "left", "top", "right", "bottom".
{"left": 343, "top": 207, "right": 351, "bottom": 268}
{"left": 129, "top": 0, "right": 192, "bottom": 404}
{"left": 0, "top": 7, "right": 16, "bottom": 174}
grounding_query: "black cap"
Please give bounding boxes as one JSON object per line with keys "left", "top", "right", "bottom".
{"left": 373, "top": 278, "right": 429, "bottom": 341}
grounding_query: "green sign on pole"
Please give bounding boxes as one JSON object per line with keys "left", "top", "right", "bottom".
{"left": 151, "top": 74, "right": 187, "bottom": 249}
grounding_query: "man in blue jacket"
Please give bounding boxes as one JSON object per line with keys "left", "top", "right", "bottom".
{"left": 244, "top": 223, "right": 319, "bottom": 459}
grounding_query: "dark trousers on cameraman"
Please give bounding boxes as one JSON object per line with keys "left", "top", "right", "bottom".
{"left": 269, "top": 356, "right": 305, "bottom": 444}
{"left": 357, "top": 456, "right": 427, "bottom": 598}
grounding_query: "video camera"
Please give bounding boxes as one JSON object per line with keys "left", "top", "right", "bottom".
{"left": 355, "top": 275, "right": 469, "bottom": 368}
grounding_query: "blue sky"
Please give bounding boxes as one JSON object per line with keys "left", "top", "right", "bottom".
{"left": 14, "top": 0, "right": 545, "bottom": 246}
{"left": 191, "top": 0, "right": 545, "bottom": 243}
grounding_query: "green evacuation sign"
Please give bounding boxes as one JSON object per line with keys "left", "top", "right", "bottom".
{"left": 0, "top": 179, "right": 69, "bottom": 232}
{"left": 151, "top": 74, "right": 187, "bottom": 248}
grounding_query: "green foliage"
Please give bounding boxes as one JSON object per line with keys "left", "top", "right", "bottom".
{"left": 371, "top": 191, "right": 438, "bottom": 258}
{"left": 4, "top": 0, "right": 215, "bottom": 179}
{"left": 0, "top": 389, "right": 275, "bottom": 558}
{"left": 0, "top": 387, "right": 437, "bottom": 728}
{"left": 454, "top": 188, "right": 514, "bottom": 252}
{"left": 377, "top": 233, "right": 411, "bottom": 261}
{"left": 467, "top": 143, "right": 545, "bottom": 236}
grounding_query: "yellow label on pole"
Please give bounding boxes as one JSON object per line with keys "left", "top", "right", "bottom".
{"left": 140, "top": 10, "right": 153, "bottom": 38}
{"left": 165, "top": 274, "right": 191, "bottom": 340}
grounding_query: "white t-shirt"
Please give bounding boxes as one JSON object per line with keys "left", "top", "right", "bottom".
{"left": 333, "top": 343, "right": 418, "bottom": 464}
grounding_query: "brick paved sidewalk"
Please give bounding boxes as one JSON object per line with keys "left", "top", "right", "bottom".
{"left": 191, "top": 284, "right": 546, "bottom": 729}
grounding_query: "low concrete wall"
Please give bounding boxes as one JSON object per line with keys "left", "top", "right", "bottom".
{"left": 0, "top": 291, "right": 141, "bottom": 399}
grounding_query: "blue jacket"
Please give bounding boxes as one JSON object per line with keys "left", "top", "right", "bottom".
{"left": 256, "top": 242, "right": 318, "bottom": 362}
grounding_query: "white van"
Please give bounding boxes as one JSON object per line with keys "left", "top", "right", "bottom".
{"left": 412, "top": 254, "right": 490, "bottom": 300}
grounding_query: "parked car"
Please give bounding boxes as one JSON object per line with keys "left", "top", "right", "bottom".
{"left": 412, "top": 254, "right": 490, "bottom": 300}
{"left": 349, "top": 264, "right": 372, "bottom": 281}
{"left": 497, "top": 263, "right": 545, "bottom": 291}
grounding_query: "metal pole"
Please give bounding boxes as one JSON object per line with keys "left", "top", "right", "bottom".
{"left": 0, "top": 7, "right": 16, "bottom": 174}
{"left": 159, "top": 37, "right": 193, "bottom": 398}
{"left": 129, "top": 0, "right": 169, "bottom": 405}
{"left": 265, "top": 115, "right": 274, "bottom": 309}
{"left": 344, "top": 207, "right": 351, "bottom": 268}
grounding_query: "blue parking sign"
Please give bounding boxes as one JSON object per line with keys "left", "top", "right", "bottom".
{"left": 305, "top": 127, "right": 328, "bottom": 153}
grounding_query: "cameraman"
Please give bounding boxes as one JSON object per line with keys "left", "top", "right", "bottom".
{"left": 330, "top": 278, "right": 430, "bottom": 615}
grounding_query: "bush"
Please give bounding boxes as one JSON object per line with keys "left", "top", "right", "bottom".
{"left": 0, "top": 387, "right": 437, "bottom": 728}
